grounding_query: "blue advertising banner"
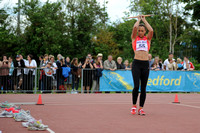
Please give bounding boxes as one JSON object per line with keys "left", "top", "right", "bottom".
{"left": 100, "top": 70, "right": 200, "bottom": 92}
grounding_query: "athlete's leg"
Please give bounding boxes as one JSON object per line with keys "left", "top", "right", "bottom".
{"left": 139, "top": 62, "right": 149, "bottom": 108}
{"left": 132, "top": 60, "right": 141, "bottom": 105}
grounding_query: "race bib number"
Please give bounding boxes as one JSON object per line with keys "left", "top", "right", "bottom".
{"left": 136, "top": 40, "right": 148, "bottom": 51}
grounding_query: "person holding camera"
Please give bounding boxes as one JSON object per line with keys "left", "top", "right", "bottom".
{"left": 0, "top": 55, "right": 9, "bottom": 93}
{"left": 13, "top": 55, "right": 25, "bottom": 93}
{"left": 71, "top": 58, "right": 82, "bottom": 94}
{"left": 43, "top": 62, "right": 54, "bottom": 93}
{"left": 82, "top": 56, "right": 94, "bottom": 93}
{"left": 92, "top": 56, "right": 104, "bottom": 93}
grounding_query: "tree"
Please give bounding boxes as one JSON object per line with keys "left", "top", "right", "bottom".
{"left": 108, "top": 19, "right": 136, "bottom": 61}
{"left": 0, "top": 2, "right": 17, "bottom": 57}
{"left": 62, "top": 0, "right": 108, "bottom": 58}
{"left": 0, "top": 0, "right": 109, "bottom": 60}
{"left": 182, "top": 0, "right": 200, "bottom": 25}
{"left": 92, "top": 28, "right": 119, "bottom": 60}
{"left": 19, "top": 0, "right": 67, "bottom": 57}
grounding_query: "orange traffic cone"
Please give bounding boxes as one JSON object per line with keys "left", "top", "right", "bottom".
{"left": 36, "top": 94, "right": 44, "bottom": 105}
{"left": 172, "top": 94, "right": 180, "bottom": 104}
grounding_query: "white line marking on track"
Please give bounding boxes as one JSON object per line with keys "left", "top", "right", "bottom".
{"left": 10, "top": 102, "right": 36, "bottom": 105}
{"left": 182, "top": 102, "right": 200, "bottom": 104}
{"left": 45, "top": 102, "right": 167, "bottom": 106}
{"left": 47, "top": 128, "right": 55, "bottom": 133}
{"left": 170, "top": 103, "right": 200, "bottom": 109}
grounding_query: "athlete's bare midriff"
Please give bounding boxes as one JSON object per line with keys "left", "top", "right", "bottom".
{"left": 134, "top": 51, "right": 149, "bottom": 61}
{"left": 132, "top": 39, "right": 150, "bottom": 61}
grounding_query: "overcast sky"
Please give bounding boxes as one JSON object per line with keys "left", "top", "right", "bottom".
{"left": 0, "top": 0, "right": 131, "bottom": 22}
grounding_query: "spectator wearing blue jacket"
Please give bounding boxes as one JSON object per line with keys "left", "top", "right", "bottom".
{"left": 65, "top": 57, "right": 72, "bottom": 92}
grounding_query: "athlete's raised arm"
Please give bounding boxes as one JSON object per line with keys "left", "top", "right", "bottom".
{"left": 131, "top": 17, "right": 141, "bottom": 40}
{"left": 141, "top": 16, "right": 153, "bottom": 41}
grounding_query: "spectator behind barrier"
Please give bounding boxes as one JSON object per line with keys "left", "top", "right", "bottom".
{"left": 58, "top": 57, "right": 67, "bottom": 92}
{"left": 148, "top": 54, "right": 154, "bottom": 67}
{"left": 82, "top": 56, "right": 94, "bottom": 93}
{"left": 116, "top": 57, "right": 125, "bottom": 93}
{"left": 13, "top": 55, "right": 25, "bottom": 93}
{"left": 65, "top": 57, "right": 72, "bottom": 92}
{"left": 41, "top": 54, "right": 51, "bottom": 93}
{"left": 38, "top": 55, "right": 44, "bottom": 91}
{"left": 103, "top": 55, "right": 117, "bottom": 71}
{"left": 97, "top": 53, "right": 103, "bottom": 63}
{"left": 103, "top": 55, "right": 116, "bottom": 93}
{"left": 164, "top": 53, "right": 175, "bottom": 70}
{"left": 8, "top": 56, "right": 14, "bottom": 76}
{"left": 92, "top": 56, "right": 103, "bottom": 93}
{"left": 116, "top": 57, "right": 125, "bottom": 69}
{"left": 49, "top": 55, "right": 58, "bottom": 73}
{"left": 56, "top": 54, "right": 62, "bottom": 67}
{"left": 0, "top": 55, "right": 9, "bottom": 93}
{"left": 24, "top": 54, "right": 37, "bottom": 93}
{"left": 56, "top": 54, "right": 63, "bottom": 91}
{"left": 49, "top": 55, "right": 58, "bottom": 91}
{"left": 151, "top": 63, "right": 160, "bottom": 71}
{"left": 176, "top": 58, "right": 183, "bottom": 70}
{"left": 159, "top": 59, "right": 163, "bottom": 70}
{"left": 71, "top": 58, "right": 82, "bottom": 94}
{"left": 87, "top": 53, "right": 94, "bottom": 64}
{"left": 8, "top": 56, "right": 14, "bottom": 91}
{"left": 167, "top": 58, "right": 177, "bottom": 70}
{"left": 124, "top": 60, "right": 131, "bottom": 70}
{"left": 43, "top": 54, "right": 49, "bottom": 67}
{"left": 39, "top": 55, "right": 44, "bottom": 68}
{"left": 182, "top": 56, "right": 195, "bottom": 71}
{"left": 43, "top": 62, "right": 54, "bottom": 93}
{"left": 151, "top": 56, "right": 162, "bottom": 70}
{"left": 66, "top": 57, "right": 71, "bottom": 67}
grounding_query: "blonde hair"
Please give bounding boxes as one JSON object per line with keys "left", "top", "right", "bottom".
{"left": 44, "top": 54, "right": 48, "bottom": 57}
{"left": 117, "top": 57, "right": 122, "bottom": 61}
{"left": 177, "top": 58, "right": 182, "bottom": 64}
{"left": 49, "top": 55, "right": 54, "bottom": 60}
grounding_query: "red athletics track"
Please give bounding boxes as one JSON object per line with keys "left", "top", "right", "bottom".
{"left": 0, "top": 93, "right": 200, "bottom": 133}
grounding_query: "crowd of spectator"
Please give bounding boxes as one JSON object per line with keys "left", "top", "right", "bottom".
{"left": 0, "top": 52, "right": 195, "bottom": 94}
{"left": 149, "top": 53, "right": 195, "bottom": 71}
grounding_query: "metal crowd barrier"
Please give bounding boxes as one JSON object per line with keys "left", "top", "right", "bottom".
{"left": 0, "top": 67, "right": 102, "bottom": 94}
{"left": 81, "top": 68, "right": 102, "bottom": 93}
{"left": 0, "top": 67, "right": 37, "bottom": 93}
{"left": 3, "top": 66, "right": 197, "bottom": 94}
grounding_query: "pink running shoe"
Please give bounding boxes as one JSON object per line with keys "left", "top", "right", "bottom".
{"left": 138, "top": 108, "right": 146, "bottom": 116}
{"left": 131, "top": 106, "right": 137, "bottom": 115}
{"left": 5, "top": 107, "right": 14, "bottom": 112}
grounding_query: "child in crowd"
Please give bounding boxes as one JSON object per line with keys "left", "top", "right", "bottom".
{"left": 124, "top": 60, "right": 131, "bottom": 70}
{"left": 167, "top": 59, "right": 177, "bottom": 70}
{"left": 151, "top": 63, "right": 160, "bottom": 70}
{"left": 176, "top": 58, "right": 183, "bottom": 70}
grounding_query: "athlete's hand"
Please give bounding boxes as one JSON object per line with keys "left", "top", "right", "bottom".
{"left": 137, "top": 16, "right": 141, "bottom": 21}
{"left": 141, "top": 15, "right": 146, "bottom": 21}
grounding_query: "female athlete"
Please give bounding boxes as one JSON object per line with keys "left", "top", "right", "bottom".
{"left": 131, "top": 15, "right": 153, "bottom": 115}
